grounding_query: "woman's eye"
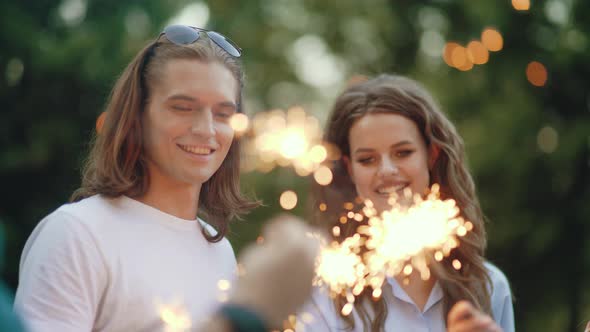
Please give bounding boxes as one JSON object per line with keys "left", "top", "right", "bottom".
{"left": 396, "top": 150, "right": 414, "bottom": 158}
{"left": 357, "top": 157, "right": 375, "bottom": 164}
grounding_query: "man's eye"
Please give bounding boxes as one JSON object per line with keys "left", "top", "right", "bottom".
{"left": 172, "top": 106, "right": 191, "bottom": 111}
{"left": 216, "top": 112, "right": 232, "bottom": 118}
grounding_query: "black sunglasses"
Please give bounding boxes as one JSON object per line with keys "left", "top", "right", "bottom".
{"left": 159, "top": 24, "right": 242, "bottom": 57}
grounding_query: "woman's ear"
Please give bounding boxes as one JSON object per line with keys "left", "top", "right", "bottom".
{"left": 428, "top": 144, "right": 440, "bottom": 170}
{"left": 342, "top": 155, "right": 354, "bottom": 184}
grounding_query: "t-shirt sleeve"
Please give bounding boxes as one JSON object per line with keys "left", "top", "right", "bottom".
{"left": 14, "top": 211, "right": 107, "bottom": 332}
{"left": 487, "top": 263, "right": 515, "bottom": 332}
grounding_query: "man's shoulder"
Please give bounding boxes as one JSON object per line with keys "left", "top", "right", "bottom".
{"left": 57, "top": 195, "right": 122, "bottom": 224}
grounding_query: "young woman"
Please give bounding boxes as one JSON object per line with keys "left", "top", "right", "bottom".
{"left": 304, "top": 74, "right": 514, "bottom": 331}
{"left": 14, "top": 25, "right": 260, "bottom": 331}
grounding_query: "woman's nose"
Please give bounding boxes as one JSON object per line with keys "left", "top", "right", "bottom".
{"left": 378, "top": 158, "right": 399, "bottom": 177}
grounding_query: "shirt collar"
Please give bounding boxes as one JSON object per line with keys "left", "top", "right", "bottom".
{"left": 387, "top": 277, "right": 444, "bottom": 313}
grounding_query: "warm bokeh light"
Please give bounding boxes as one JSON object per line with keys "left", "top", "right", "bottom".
{"left": 314, "top": 165, "right": 333, "bottom": 186}
{"left": 332, "top": 226, "right": 341, "bottom": 237}
{"left": 279, "top": 129, "right": 309, "bottom": 159}
{"left": 526, "top": 61, "right": 548, "bottom": 87}
{"left": 158, "top": 304, "right": 192, "bottom": 331}
{"left": 452, "top": 259, "right": 462, "bottom": 270}
{"left": 434, "top": 251, "right": 444, "bottom": 261}
{"left": 512, "top": 0, "right": 530, "bottom": 11}
{"left": 443, "top": 42, "right": 461, "bottom": 67}
{"left": 467, "top": 40, "right": 489, "bottom": 65}
{"left": 450, "top": 45, "right": 468, "bottom": 68}
{"left": 315, "top": 235, "right": 366, "bottom": 296}
{"left": 481, "top": 28, "right": 503, "bottom": 52}
{"left": 319, "top": 203, "right": 327, "bottom": 211}
{"left": 217, "top": 279, "right": 231, "bottom": 291}
{"left": 279, "top": 190, "right": 298, "bottom": 210}
{"left": 341, "top": 303, "right": 354, "bottom": 316}
{"left": 229, "top": 113, "right": 249, "bottom": 133}
{"left": 241, "top": 107, "right": 326, "bottom": 176}
{"left": 456, "top": 58, "right": 474, "bottom": 71}
{"left": 96, "top": 112, "right": 107, "bottom": 134}
{"left": 309, "top": 145, "right": 328, "bottom": 163}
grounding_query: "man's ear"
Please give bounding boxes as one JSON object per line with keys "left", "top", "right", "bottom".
{"left": 428, "top": 144, "right": 440, "bottom": 170}
{"left": 342, "top": 155, "right": 354, "bottom": 184}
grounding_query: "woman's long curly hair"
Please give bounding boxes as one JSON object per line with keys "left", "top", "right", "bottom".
{"left": 312, "top": 74, "right": 491, "bottom": 331}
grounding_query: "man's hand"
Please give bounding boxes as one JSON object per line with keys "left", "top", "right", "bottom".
{"left": 229, "top": 214, "right": 320, "bottom": 329}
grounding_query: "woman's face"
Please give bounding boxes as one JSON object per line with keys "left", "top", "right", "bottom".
{"left": 142, "top": 59, "right": 237, "bottom": 189}
{"left": 344, "top": 112, "right": 432, "bottom": 213}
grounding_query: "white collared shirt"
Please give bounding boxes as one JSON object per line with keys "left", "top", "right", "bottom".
{"left": 299, "top": 262, "right": 514, "bottom": 332}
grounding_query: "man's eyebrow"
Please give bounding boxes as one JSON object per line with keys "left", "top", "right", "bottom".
{"left": 217, "top": 101, "right": 237, "bottom": 109}
{"left": 166, "top": 94, "right": 197, "bottom": 102}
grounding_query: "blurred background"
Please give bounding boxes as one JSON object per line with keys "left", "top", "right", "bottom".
{"left": 1, "top": 0, "right": 589, "bottom": 330}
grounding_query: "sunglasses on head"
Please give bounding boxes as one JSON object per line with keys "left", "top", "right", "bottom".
{"left": 158, "top": 24, "right": 242, "bottom": 57}
{"left": 138, "top": 25, "right": 242, "bottom": 99}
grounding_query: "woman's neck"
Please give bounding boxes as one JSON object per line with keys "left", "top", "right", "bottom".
{"left": 395, "top": 272, "right": 437, "bottom": 312}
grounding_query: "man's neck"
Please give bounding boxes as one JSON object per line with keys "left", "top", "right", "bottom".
{"left": 136, "top": 167, "right": 201, "bottom": 220}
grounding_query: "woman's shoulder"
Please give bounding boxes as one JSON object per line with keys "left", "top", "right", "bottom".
{"left": 484, "top": 261, "right": 511, "bottom": 295}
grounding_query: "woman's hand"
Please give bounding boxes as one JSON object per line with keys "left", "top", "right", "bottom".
{"left": 448, "top": 300, "right": 502, "bottom": 332}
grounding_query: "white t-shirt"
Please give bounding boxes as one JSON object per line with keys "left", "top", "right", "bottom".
{"left": 300, "top": 262, "right": 514, "bottom": 332}
{"left": 14, "top": 195, "right": 237, "bottom": 332}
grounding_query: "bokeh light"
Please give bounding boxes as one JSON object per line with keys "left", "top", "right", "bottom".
{"left": 481, "top": 28, "right": 503, "bottom": 52}
{"left": 526, "top": 61, "right": 548, "bottom": 87}
{"left": 241, "top": 107, "right": 328, "bottom": 178}
{"left": 537, "top": 126, "right": 559, "bottom": 153}
{"left": 229, "top": 113, "right": 249, "bottom": 134}
{"left": 280, "top": 190, "right": 298, "bottom": 210}
{"left": 467, "top": 41, "right": 489, "bottom": 65}
{"left": 443, "top": 42, "right": 461, "bottom": 67}
{"left": 512, "top": 0, "right": 531, "bottom": 11}
{"left": 313, "top": 165, "right": 333, "bottom": 186}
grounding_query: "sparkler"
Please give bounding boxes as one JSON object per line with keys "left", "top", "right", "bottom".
{"left": 157, "top": 301, "right": 192, "bottom": 332}
{"left": 313, "top": 184, "right": 472, "bottom": 314}
{"left": 237, "top": 107, "right": 332, "bottom": 181}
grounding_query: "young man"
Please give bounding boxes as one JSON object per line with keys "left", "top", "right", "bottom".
{"left": 15, "top": 25, "right": 260, "bottom": 331}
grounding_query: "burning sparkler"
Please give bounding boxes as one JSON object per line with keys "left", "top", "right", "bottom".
{"left": 313, "top": 184, "right": 472, "bottom": 313}
{"left": 239, "top": 107, "right": 332, "bottom": 182}
{"left": 157, "top": 301, "right": 192, "bottom": 332}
